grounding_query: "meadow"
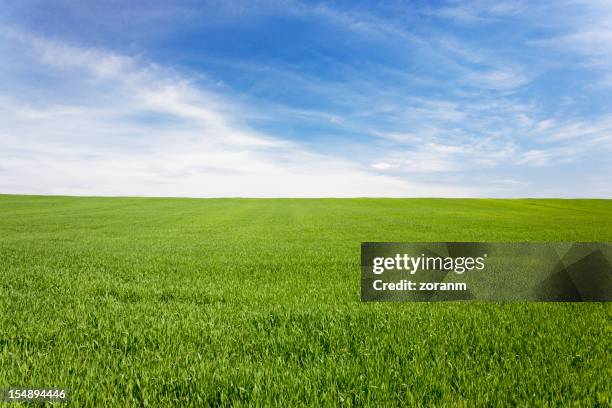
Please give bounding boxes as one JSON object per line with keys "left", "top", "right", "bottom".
{"left": 1, "top": 195, "right": 611, "bottom": 406}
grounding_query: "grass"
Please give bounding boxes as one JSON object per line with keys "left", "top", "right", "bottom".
{"left": 1, "top": 195, "right": 611, "bottom": 407}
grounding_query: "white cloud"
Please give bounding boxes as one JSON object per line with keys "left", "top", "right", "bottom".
{"left": 0, "top": 29, "right": 474, "bottom": 197}
{"left": 529, "top": 1, "right": 612, "bottom": 73}
{"left": 462, "top": 67, "right": 530, "bottom": 91}
{"left": 516, "top": 147, "right": 577, "bottom": 167}
{"left": 370, "top": 162, "right": 399, "bottom": 171}
{"left": 429, "top": 0, "right": 528, "bottom": 24}
{"left": 2, "top": 0, "right": 611, "bottom": 199}
{"left": 368, "top": 140, "right": 517, "bottom": 174}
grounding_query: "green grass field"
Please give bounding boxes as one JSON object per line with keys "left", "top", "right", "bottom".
{"left": 1, "top": 195, "right": 611, "bottom": 406}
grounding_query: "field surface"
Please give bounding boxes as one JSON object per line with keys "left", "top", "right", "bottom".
{"left": 1, "top": 195, "right": 611, "bottom": 407}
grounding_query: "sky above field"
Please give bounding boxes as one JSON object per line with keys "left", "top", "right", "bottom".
{"left": 1, "top": 0, "right": 611, "bottom": 197}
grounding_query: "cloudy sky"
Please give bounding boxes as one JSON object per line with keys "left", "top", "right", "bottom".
{"left": 1, "top": 0, "right": 611, "bottom": 197}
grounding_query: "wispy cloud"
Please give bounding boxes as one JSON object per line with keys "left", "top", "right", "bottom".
{"left": 528, "top": 1, "right": 612, "bottom": 74}
{"left": 0, "top": 29, "right": 473, "bottom": 197}
{"left": 1, "top": 1, "right": 611, "bottom": 197}
{"left": 429, "top": 0, "right": 528, "bottom": 24}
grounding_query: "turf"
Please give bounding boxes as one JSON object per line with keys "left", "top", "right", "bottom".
{"left": 1, "top": 195, "right": 611, "bottom": 407}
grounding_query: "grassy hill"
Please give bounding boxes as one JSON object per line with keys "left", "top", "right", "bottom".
{"left": 1, "top": 195, "right": 611, "bottom": 406}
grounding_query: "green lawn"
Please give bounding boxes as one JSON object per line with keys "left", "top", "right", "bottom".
{"left": 1, "top": 195, "right": 611, "bottom": 406}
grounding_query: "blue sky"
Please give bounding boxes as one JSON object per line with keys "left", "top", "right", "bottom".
{"left": 1, "top": 0, "right": 611, "bottom": 197}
